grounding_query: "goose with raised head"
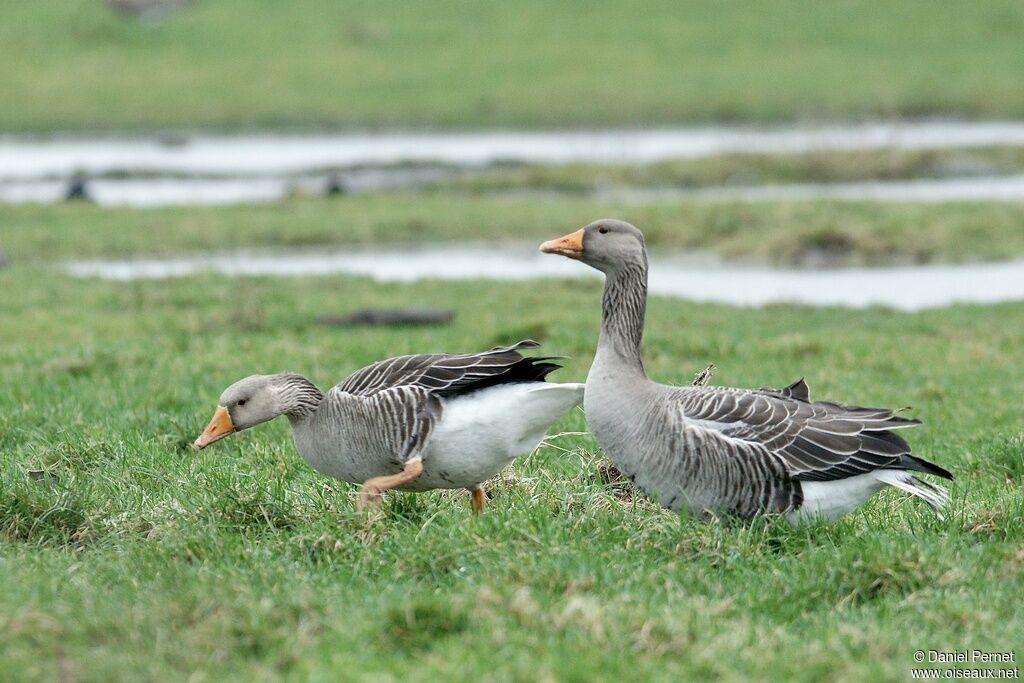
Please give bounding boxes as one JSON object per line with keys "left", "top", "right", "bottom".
{"left": 193, "top": 340, "right": 584, "bottom": 512}
{"left": 541, "top": 220, "right": 953, "bottom": 522}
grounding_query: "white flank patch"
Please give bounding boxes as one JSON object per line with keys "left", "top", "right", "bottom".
{"left": 791, "top": 469, "right": 950, "bottom": 522}
{"left": 411, "top": 382, "right": 584, "bottom": 490}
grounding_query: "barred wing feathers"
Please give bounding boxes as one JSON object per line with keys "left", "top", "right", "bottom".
{"left": 674, "top": 379, "right": 951, "bottom": 483}
{"left": 328, "top": 340, "right": 562, "bottom": 463}
{"left": 337, "top": 340, "right": 561, "bottom": 398}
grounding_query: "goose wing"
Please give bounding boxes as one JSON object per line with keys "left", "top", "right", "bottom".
{"left": 327, "top": 340, "right": 561, "bottom": 464}
{"left": 337, "top": 339, "right": 561, "bottom": 398}
{"left": 672, "top": 379, "right": 944, "bottom": 482}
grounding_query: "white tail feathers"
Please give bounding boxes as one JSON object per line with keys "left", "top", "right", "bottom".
{"left": 876, "top": 470, "right": 950, "bottom": 515}
{"left": 526, "top": 382, "right": 585, "bottom": 396}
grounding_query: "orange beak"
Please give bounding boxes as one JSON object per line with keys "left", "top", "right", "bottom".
{"left": 193, "top": 406, "right": 235, "bottom": 449}
{"left": 539, "top": 228, "right": 585, "bottom": 259}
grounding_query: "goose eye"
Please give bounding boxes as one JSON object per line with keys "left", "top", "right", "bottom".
{"left": 598, "top": 226, "right": 609, "bottom": 234}
{"left": 237, "top": 399, "right": 247, "bottom": 407}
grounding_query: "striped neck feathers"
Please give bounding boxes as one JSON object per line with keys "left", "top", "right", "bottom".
{"left": 598, "top": 255, "right": 648, "bottom": 373}
{"left": 275, "top": 373, "right": 324, "bottom": 421}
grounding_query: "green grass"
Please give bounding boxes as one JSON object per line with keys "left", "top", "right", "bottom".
{"left": 2, "top": 1, "right": 1024, "bottom": 131}
{"left": 1, "top": 203, "right": 1023, "bottom": 680}
{"left": 5, "top": 194, "right": 1024, "bottom": 267}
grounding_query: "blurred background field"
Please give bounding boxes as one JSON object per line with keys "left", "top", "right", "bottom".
{"left": 2, "top": 2, "right": 1024, "bottom": 681}
{"left": 3, "top": 0, "right": 1024, "bottom": 131}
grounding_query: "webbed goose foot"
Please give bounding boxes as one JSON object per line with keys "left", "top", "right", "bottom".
{"left": 356, "top": 458, "right": 424, "bottom": 512}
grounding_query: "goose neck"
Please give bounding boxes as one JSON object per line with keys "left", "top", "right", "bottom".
{"left": 277, "top": 374, "right": 325, "bottom": 423}
{"left": 596, "top": 258, "right": 648, "bottom": 375}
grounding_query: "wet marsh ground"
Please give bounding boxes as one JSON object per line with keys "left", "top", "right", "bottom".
{"left": 5, "top": 193, "right": 1024, "bottom": 267}
{"left": 437, "top": 147, "right": 1024, "bottom": 194}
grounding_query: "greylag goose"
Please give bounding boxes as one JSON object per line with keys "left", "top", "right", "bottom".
{"left": 194, "top": 340, "right": 583, "bottom": 512}
{"left": 541, "top": 220, "right": 953, "bottom": 522}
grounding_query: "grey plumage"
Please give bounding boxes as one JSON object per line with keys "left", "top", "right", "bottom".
{"left": 670, "top": 381, "right": 939, "bottom": 483}
{"left": 319, "top": 340, "right": 562, "bottom": 469}
{"left": 270, "top": 373, "right": 324, "bottom": 419}
{"left": 541, "top": 219, "right": 952, "bottom": 521}
{"left": 196, "top": 341, "right": 584, "bottom": 507}
{"left": 338, "top": 340, "right": 560, "bottom": 398}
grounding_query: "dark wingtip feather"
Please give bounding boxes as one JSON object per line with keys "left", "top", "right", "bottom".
{"left": 758, "top": 378, "right": 811, "bottom": 402}
{"left": 785, "top": 378, "right": 811, "bottom": 402}
{"left": 530, "top": 360, "right": 564, "bottom": 381}
{"left": 439, "top": 353, "right": 563, "bottom": 397}
{"left": 901, "top": 454, "right": 954, "bottom": 480}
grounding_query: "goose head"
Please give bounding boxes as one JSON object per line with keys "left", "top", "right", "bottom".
{"left": 193, "top": 374, "right": 303, "bottom": 449}
{"left": 539, "top": 219, "right": 646, "bottom": 274}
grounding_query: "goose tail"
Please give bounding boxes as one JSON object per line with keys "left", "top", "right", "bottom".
{"left": 876, "top": 470, "right": 950, "bottom": 516}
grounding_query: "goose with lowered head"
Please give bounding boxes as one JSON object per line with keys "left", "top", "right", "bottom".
{"left": 194, "top": 340, "right": 584, "bottom": 512}
{"left": 541, "top": 220, "right": 952, "bottom": 522}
